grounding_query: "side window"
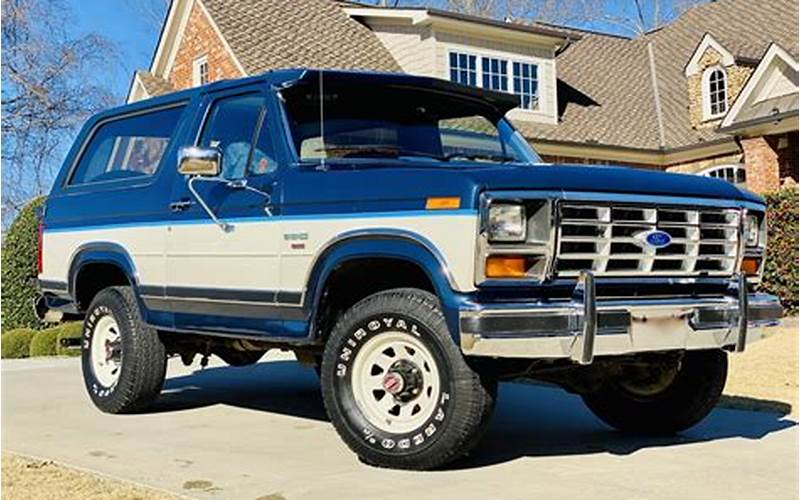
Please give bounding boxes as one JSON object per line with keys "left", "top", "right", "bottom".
{"left": 199, "top": 94, "right": 270, "bottom": 179}
{"left": 439, "top": 116, "right": 503, "bottom": 157}
{"left": 69, "top": 105, "right": 184, "bottom": 185}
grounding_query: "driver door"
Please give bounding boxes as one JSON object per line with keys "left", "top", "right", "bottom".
{"left": 166, "top": 88, "right": 282, "bottom": 335}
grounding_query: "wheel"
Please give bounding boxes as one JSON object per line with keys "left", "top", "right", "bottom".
{"left": 581, "top": 349, "right": 727, "bottom": 434}
{"left": 81, "top": 286, "right": 167, "bottom": 414}
{"left": 320, "top": 288, "right": 496, "bottom": 470}
{"left": 215, "top": 348, "right": 266, "bottom": 366}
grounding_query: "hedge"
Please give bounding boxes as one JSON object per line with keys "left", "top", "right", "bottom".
{"left": 1, "top": 197, "right": 46, "bottom": 331}
{"left": 29, "top": 328, "right": 60, "bottom": 357}
{"left": 55, "top": 322, "right": 83, "bottom": 357}
{"left": 761, "top": 187, "right": 798, "bottom": 314}
{"left": 1, "top": 329, "right": 37, "bottom": 359}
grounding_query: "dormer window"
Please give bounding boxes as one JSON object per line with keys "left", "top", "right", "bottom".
{"left": 703, "top": 66, "right": 728, "bottom": 119}
{"left": 192, "top": 55, "right": 209, "bottom": 87}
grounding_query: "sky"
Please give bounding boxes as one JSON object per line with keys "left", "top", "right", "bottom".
{"left": 64, "top": 0, "right": 165, "bottom": 103}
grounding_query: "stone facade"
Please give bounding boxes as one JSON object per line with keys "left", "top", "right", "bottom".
{"left": 168, "top": 1, "right": 242, "bottom": 90}
{"left": 666, "top": 152, "right": 743, "bottom": 175}
{"left": 687, "top": 48, "right": 752, "bottom": 129}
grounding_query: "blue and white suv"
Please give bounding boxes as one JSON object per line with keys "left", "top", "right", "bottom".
{"left": 37, "top": 69, "right": 782, "bottom": 469}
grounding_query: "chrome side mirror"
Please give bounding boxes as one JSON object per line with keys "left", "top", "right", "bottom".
{"left": 178, "top": 146, "right": 221, "bottom": 176}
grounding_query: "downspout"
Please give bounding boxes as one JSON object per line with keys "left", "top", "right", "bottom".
{"left": 646, "top": 40, "right": 667, "bottom": 150}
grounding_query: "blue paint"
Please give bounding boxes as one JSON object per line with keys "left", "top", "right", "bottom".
{"left": 43, "top": 68, "right": 765, "bottom": 345}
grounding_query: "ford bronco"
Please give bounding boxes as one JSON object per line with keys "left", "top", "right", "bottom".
{"left": 37, "top": 69, "right": 782, "bottom": 470}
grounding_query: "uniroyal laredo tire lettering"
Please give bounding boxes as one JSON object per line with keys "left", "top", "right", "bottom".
{"left": 84, "top": 305, "right": 116, "bottom": 398}
{"left": 321, "top": 288, "right": 497, "bottom": 470}
{"left": 335, "top": 314, "right": 452, "bottom": 452}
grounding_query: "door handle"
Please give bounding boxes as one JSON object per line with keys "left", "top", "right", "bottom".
{"left": 169, "top": 199, "right": 195, "bottom": 212}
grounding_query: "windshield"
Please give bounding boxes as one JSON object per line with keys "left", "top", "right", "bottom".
{"left": 281, "top": 82, "right": 541, "bottom": 165}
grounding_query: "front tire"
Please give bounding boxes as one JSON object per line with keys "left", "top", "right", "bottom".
{"left": 581, "top": 349, "right": 727, "bottom": 434}
{"left": 81, "top": 286, "right": 167, "bottom": 414}
{"left": 321, "top": 288, "right": 496, "bottom": 470}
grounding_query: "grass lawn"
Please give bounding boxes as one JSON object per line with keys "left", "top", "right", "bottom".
{"left": 1, "top": 453, "right": 180, "bottom": 500}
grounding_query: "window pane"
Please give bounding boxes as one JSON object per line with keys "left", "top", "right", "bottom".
{"left": 69, "top": 105, "right": 184, "bottom": 185}
{"left": 200, "top": 95, "right": 265, "bottom": 179}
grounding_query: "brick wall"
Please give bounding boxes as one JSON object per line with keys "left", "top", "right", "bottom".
{"left": 168, "top": 1, "right": 243, "bottom": 91}
{"left": 742, "top": 136, "right": 781, "bottom": 193}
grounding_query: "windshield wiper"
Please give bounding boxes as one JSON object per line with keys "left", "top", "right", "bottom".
{"left": 314, "top": 145, "right": 444, "bottom": 160}
{"left": 444, "top": 152, "right": 516, "bottom": 163}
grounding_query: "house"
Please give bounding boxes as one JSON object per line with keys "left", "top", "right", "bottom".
{"left": 129, "top": 0, "right": 798, "bottom": 193}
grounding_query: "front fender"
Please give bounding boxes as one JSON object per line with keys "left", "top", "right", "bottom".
{"left": 304, "top": 229, "right": 467, "bottom": 340}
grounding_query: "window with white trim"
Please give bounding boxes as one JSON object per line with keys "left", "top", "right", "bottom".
{"left": 449, "top": 52, "right": 477, "bottom": 87}
{"left": 702, "top": 66, "right": 727, "bottom": 119}
{"left": 512, "top": 62, "right": 539, "bottom": 110}
{"left": 481, "top": 57, "right": 508, "bottom": 92}
{"left": 699, "top": 164, "right": 745, "bottom": 185}
{"left": 192, "top": 55, "right": 209, "bottom": 87}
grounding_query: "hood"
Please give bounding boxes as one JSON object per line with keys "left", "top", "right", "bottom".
{"left": 456, "top": 163, "right": 762, "bottom": 204}
{"left": 281, "top": 161, "right": 763, "bottom": 211}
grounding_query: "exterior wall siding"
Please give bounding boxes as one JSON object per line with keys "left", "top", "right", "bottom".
{"left": 168, "top": 1, "right": 242, "bottom": 90}
{"left": 370, "top": 23, "right": 437, "bottom": 76}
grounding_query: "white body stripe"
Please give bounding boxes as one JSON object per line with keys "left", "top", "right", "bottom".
{"left": 42, "top": 213, "right": 479, "bottom": 294}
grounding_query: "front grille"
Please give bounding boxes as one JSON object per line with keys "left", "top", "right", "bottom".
{"left": 555, "top": 202, "right": 740, "bottom": 277}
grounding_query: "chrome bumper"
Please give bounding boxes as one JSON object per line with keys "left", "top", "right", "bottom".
{"left": 460, "top": 272, "right": 782, "bottom": 363}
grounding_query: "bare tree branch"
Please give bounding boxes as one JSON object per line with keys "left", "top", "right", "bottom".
{"left": 1, "top": 0, "right": 118, "bottom": 225}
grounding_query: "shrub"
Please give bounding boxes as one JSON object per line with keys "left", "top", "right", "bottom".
{"left": 1, "top": 329, "right": 36, "bottom": 359}
{"left": 761, "top": 187, "right": 798, "bottom": 315}
{"left": 1, "top": 196, "right": 46, "bottom": 331}
{"left": 54, "top": 322, "right": 83, "bottom": 357}
{"left": 29, "top": 328, "right": 59, "bottom": 357}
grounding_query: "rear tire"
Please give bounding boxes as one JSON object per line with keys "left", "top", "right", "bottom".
{"left": 81, "top": 286, "right": 166, "bottom": 414}
{"left": 320, "top": 288, "right": 496, "bottom": 470}
{"left": 581, "top": 349, "right": 727, "bottom": 434}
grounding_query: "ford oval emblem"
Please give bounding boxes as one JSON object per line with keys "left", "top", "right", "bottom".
{"left": 644, "top": 230, "right": 672, "bottom": 248}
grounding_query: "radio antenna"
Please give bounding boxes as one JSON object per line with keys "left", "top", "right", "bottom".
{"left": 318, "top": 68, "right": 326, "bottom": 170}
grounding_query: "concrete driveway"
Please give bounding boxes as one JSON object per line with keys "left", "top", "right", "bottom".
{"left": 2, "top": 353, "right": 797, "bottom": 500}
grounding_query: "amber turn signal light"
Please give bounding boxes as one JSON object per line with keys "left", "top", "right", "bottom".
{"left": 485, "top": 255, "right": 534, "bottom": 278}
{"left": 425, "top": 197, "right": 461, "bottom": 210}
{"left": 740, "top": 257, "right": 761, "bottom": 275}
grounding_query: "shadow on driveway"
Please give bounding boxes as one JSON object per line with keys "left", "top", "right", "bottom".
{"left": 152, "top": 360, "right": 797, "bottom": 469}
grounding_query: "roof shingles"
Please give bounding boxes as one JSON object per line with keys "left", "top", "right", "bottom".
{"left": 523, "top": 0, "right": 798, "bottom": 151}
{"left": 202, "top": 0, "right": 401, "bottom": 74}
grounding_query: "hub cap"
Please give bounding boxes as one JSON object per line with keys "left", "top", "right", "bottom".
{"left": 90, "top": 315, "right": 122, "bottom": 388}
{"left": 350, "top": 331, "right": 440, "bottom": 434}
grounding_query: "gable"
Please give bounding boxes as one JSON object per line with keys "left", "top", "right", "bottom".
{"left": 684, "top": 34, "right": 735, "bottom": 76}
{"left": 720, "top": 43, "right": 799, "bottom": 133}
{"left": 167, "top": 0, "right": 244, "bottom": 90}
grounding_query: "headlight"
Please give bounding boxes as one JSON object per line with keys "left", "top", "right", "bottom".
{"left": 488, "top": 204, "right": 526, "bottom": 242}
{"left": 745, "top": 214, "right": 760, "bottom": 246}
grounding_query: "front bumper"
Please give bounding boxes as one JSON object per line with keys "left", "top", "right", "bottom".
{"left": 459, "top": 273, "right": 782, "bottom": 363}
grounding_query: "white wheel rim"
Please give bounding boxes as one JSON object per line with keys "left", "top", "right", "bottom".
{"left": 350, "top": 331, "right": 441, "bottom": 434}
{"left": 90, "top": 315, "right": 122, "bottom": 388}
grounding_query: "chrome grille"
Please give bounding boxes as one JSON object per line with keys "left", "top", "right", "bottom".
{"left": 555, "top": 202, "right": 740, "bottom": 277}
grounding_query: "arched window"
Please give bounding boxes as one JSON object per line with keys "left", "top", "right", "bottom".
{"left": 702, "top": 66, "right": 728, "bottom": 119}
{"left": 699, "top": 164, "right": 745, "bottom": 185}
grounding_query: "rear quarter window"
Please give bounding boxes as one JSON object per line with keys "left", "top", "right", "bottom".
{"left": 68, "top": 104, "right": 185, "bottom": 185}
